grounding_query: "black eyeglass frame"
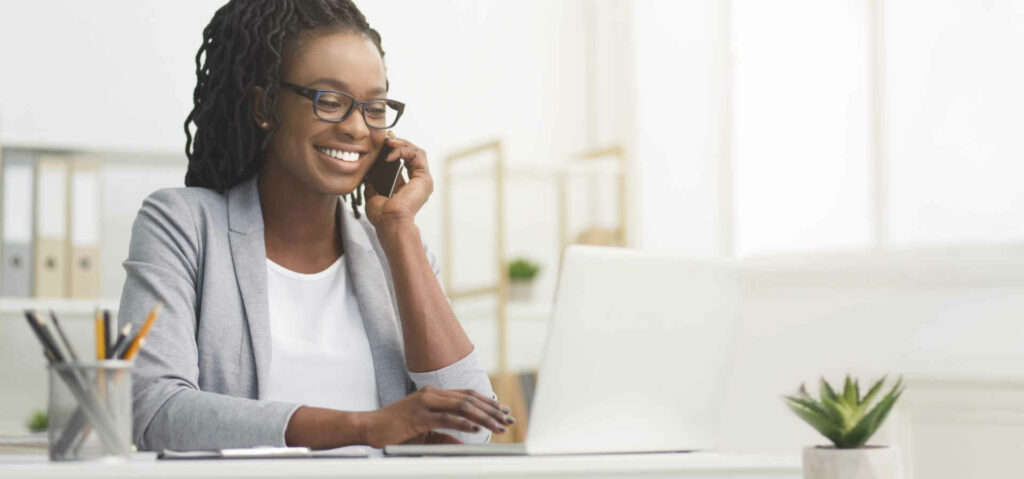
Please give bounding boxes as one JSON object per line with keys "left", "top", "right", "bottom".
{"left": 281, "top": 82, "right": 405, "bottom": 129}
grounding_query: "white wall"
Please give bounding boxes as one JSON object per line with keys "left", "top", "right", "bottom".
{"left": 0, "top": 0, "right": 221, "bottom": 153}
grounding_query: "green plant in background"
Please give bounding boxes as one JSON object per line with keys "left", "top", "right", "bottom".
{"left": 784, "top": 375, "right": 904, "bottom": 448}
{"left": 508, "top": 258, "right": 540, "bottom": 281}
{"left": 26, "top": 409, "right": 48, "bottom": 433}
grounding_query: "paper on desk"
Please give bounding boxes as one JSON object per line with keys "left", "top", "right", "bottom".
{"left": 158, "top": 445, "right": 373, "bottom": 460}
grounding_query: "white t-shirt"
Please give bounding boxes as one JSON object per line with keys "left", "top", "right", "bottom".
{"left": 263, "top": 255, "right": 381, "bottom": 412}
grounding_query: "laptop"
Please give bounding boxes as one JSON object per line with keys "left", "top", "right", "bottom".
{"left": 385, "top": 245, "right": 741, "bottom": 456}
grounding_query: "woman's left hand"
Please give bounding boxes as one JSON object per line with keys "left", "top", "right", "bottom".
{"left": 364, "top": 133, "right": 432, "bottom": 230}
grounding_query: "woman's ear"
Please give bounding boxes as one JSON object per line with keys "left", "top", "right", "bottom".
{"left": 249, "top": 86, "right": 272, "bottom": 130}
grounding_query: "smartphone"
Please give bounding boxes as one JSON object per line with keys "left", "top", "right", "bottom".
{"left": 363, "top": 141, "right": 404, "bottom": 197}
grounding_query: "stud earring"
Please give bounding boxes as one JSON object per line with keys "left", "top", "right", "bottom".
{"left": 260, "top": 121, "right": 270, "bottom": 129}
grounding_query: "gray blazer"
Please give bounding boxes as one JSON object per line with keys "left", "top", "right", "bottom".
{"left": 117, "top": 176, "right": 493, "bottom": 451}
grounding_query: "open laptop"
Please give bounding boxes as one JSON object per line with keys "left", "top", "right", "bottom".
{"left": 385, "top": 245, "right": 741, "bottom": 456}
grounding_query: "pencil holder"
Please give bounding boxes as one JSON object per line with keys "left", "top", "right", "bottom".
{"left": 47, "top": 360, "right": 133, "bottom": 461}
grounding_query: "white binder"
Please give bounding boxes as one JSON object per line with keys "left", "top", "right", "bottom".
{"left": 1, "top": 150, "right": 35, "bottom": 297}
{"left": 34, "top": 156, "right": 69, "bottom": 298}
{"left": 68, "top": 159, "right": 100, "bottom": 299}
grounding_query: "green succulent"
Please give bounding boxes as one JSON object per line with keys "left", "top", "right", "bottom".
{"left": 784, "top": 375, "right": 903, "bottom": 448}
{"left": 27, "top": 410, "right": 48, "bottom": 433}
{"left": 508, "top": 258, "right": 540, "bottom": 281}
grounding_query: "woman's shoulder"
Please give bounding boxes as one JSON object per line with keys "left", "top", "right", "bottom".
{"left": 141, "top": 184, "right": 225, "bottom": 212}
{"left": 143, "top": 185, "right": 226, "bottom": 209}
{"left": 136, "top": 185, "right": 229, "bottom": 234}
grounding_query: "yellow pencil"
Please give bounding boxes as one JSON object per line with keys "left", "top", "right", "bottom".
{"left": 94, "top": 309, "right": 105, "bottom": 360}
{"left": 122, "top": 302, "right": 162, "bottom": 361}
{"left": 94, "top": 309, "right": 108, "bottom": 402}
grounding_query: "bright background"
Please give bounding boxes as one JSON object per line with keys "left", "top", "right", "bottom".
{"left": 1, "top": 1, "right": 1023, "bottom": 476}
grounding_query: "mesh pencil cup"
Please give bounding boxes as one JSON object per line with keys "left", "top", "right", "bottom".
{"left": 47, "top": 360, "right": 133, "bottom": 461}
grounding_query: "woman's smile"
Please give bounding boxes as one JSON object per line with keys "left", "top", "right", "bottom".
{"left": 314, "top": 143, "right": 368, "bottom": 173}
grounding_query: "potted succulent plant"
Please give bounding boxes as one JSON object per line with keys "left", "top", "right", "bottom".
{"left": 26, "top": 410, "right": 48, "bottom": 433}
{"left": 507, "top": 258, "right": 540, "bottom": 302}
{"left": 784, "top": 376, "right": 905, "bottom": 479}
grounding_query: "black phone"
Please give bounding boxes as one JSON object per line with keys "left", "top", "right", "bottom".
{"left": 363, "top": 142, "right": 404, "bottom": 197}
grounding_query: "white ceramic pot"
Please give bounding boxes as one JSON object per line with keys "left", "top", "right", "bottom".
{"left": 508, "top": 280, "right": 534, "bottom": 302}
{"left": 802, "top": 446, "right": 902, "bottom": 479}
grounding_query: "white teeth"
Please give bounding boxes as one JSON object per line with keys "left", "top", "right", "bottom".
{"left": 316, "top": 146, "right": 360, "bottom": 163}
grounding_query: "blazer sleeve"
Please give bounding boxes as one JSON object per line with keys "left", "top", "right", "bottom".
{"left": 118, "top": 189, "right": 299, "bottom": 451}
{"left": 405, "top": 244, "right": 498, "bottom": 443}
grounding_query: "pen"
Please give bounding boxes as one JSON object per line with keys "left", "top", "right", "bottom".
{"left": 24, "top": 311, "right": 59, "bottom": 362}
{"left": 48, "top": 310, "right": 79, "bottom": 362}
{"left": 108, "top": 323, "right": 134, "bottom": 360}
{"left": 103, "top": 310, "right": 112, "bottom": 360}
{"left": 32, "top": 312, "right": 68, "bottom": 363}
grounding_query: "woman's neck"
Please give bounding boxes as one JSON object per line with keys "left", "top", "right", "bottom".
{"left": 257, "top": 165, "right": 343, "bottom": 274}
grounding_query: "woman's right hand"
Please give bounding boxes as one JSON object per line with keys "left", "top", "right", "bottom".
{"left": 361, "top": 385, "right": 514, "bottom": 448}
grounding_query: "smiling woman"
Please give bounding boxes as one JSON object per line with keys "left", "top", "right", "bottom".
{"left": 118, "top": 0, "right": 511, "bottom": 452}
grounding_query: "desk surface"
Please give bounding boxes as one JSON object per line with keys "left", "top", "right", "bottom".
{"left": 0, "top": 452, "right": 800, "bottom": 479}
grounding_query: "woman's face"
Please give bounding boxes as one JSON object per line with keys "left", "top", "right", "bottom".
{"left": 263, "top": 31, "right": 388, "bottom": 196}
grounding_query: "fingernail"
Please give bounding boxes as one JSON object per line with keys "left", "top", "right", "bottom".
{"left": 498, "top": 426, "right": 507, "bottom": 433}
{"left": 473, "top": 425, "right": 481, "bottom": 432}
{"left": 506, "top": 416, "right": 516, "bottom": 424}
{"left": 501, "top": 406, "right": 511, "bottom": 413}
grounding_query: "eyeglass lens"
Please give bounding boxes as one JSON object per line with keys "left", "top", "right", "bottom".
{"left": 314, "top": 91, "right": 399, "bottom": 128}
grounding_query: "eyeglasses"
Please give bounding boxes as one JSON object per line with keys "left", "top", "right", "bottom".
{"left": 281, "top": 82, "right": 405, "bottom": 129}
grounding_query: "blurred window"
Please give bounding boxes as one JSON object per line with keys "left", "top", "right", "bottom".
{"left": 733, "top": 0, "right": 872, "bottom": 256}
{"left": 886, "top": 0, "right": 1024, "bottom": 246}
{"left": 733, "top": 0, "right": 1024, "bottom": 255}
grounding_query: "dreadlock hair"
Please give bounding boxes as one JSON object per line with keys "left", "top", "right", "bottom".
{"left": 184, "top": 0, "right": 385, "bottom": 218}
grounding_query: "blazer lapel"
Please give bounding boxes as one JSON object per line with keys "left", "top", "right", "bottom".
{"left": 226, "top": 177, "right": 272, "bottom": 399}
{"left": 338, "top": 204, "right": 411, "bottom": 407}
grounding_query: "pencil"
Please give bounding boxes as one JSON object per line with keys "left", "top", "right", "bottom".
{"left": 121, "top": 302, "right": 162, "bottom": 361}
{"left": 94, "top": 309, "right": 105, "bottom": 361}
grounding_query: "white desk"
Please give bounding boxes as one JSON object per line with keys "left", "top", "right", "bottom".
{"left": 0, "top": 452, "right": 800, "bottom": 479}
